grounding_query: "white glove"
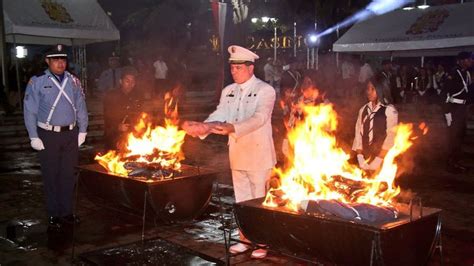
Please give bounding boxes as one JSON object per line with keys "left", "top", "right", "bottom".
{"left": 436, "top": 89, "right": 441, "bottom": 95}
{"left": 78, "top": 132, "right": 87, "bottom": 147}
{"left": 30, "top": 138, "right": 45, "bottom": 151}
{"left": 368, "top": 156, "right": 383, "bottom": 170}
{"left": 400, "top": 91, "right": 405, "bottom": 98}
{"left": 357, "top": 154, "right": 369, "bottom": 170}
{"left": 444, "top": 113, "right": 452, "bottom": 127}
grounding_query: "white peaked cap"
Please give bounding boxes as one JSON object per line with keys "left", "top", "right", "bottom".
{"left": 228, "top": 45, "right": 259, "bottom": 63}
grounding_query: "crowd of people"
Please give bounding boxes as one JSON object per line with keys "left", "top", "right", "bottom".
{"left": 92, "top": 52, "right": 188, "bottom": 100}
{"left": 259, "top": 53, "right": 461, "bottom": 107}
{"left": 260, "top": 52, "right": 473, "bottom": 175}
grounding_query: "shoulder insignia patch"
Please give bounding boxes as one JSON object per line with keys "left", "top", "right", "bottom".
{"left": 72, "top": 76, "right": 81, "bottom": 87}
{"left": 67, "top": 72, "right": 81, "bottom": 88}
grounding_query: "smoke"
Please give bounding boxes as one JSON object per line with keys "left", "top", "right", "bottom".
{"left": 317, "top": 0, "right": 414, "bottom": 38}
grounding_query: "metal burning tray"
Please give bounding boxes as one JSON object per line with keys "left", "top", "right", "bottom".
{"left": 78, "top": 163, "right": 217, "bottom": 222}
{"left": 234, "top": 197, "right": 441, "bottom": 265}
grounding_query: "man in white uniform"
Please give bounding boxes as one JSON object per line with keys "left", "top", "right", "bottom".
{"left": 182, "top": 45, "right": 276, "bottom": 259}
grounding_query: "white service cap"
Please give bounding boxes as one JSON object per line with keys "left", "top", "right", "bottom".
{"left": 228, "top": 45, "right": 259, "bottom": 64}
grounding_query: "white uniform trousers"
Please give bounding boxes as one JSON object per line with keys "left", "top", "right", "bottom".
{"left": 231, "top": 169, "right": 272, "bottom": 203}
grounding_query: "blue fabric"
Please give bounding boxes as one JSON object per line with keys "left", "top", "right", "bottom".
{"left": 305, "top": 200, "right": 397, "bottom": 223}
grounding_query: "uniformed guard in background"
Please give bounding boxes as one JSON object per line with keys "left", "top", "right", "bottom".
{"left": 103, "top": 66, "right": 143, "bottom": 150}
{"left": 23, "top": 44, "right": 89, "bottom": 231}
{"left": 97, "top": 54, "right": 122, "bottom": 93}
{"left": 443, "top": 51, "right": 473, "bottom": 174}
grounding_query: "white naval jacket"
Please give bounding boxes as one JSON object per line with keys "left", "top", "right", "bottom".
{"left": 204, "top": 75, "right": 277, "bottom": 171}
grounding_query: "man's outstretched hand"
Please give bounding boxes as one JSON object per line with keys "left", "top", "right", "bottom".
{"left": 210, "top": 123, "right": 235, "bottom": 135}
{"left": 181, "top": 121, "right": 212, "bottom": 137}
{"left": 181, "top": 121, "right": 231, "bottom": 137}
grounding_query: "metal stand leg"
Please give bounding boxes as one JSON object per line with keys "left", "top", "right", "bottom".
{"left": 223, "top": 227, "right": 231, "bottom": 265}
{"left": 216, "top": 181, "right": 234, "bottom": 265}
{"left": 369, "top": 233, "right": 384, "bottom": 266}
{"left": 370, "top": 239, "right": 375, "bottom": 266}
{"left": 141, "top": 190, "right": 148, "bottom": 242}
{"left": 437, "top": 233, "right": 444, "bottom": 266}
{"left": 433, "top": 218, "right": 444, "bottom": 266}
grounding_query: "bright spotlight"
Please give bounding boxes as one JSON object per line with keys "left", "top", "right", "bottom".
{"left": 261, "top": 16, "right": 270, "bottom": 23}
{"left": 15, "top": 46, "right": 27, "bottom": 59}
{"left": 309, "top": 35, "right": 318, "bottom": 43}
{"left": 417, "top": 4, "right": 429, "bottom": 9}
{"left": 251, "top": 17, "right": 258, "bottom": 23}
{"left": 403, "top": 6, "right": 415, "bottom": 10}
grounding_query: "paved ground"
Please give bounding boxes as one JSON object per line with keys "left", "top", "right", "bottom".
{"left": 0, "top": 95, "right": 473, "bottom": 265}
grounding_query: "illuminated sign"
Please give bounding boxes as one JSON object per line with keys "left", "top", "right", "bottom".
{"left": 210, "top": 34, "right": 314, "bottom": 51}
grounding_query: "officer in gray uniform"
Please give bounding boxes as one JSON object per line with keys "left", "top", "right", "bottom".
{"left": 23, "top": 44, "right": 89, "bottom": 230}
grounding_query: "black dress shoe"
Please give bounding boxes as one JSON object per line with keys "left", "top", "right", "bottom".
{"left": 47, "top": 216, "right": 62, "bottom": 231}
{"left": 60, "top": 214, "right": 80, "bottom": 225}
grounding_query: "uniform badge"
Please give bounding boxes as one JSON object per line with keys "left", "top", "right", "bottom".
{"left": 70, "top": 74, "right": 85, "bottom": 96}
{"left": 57, "top": 44, "right": 62, "bottom": 51}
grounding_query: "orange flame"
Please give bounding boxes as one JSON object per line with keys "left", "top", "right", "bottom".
{"left": 95, "top": 95, "right": 186, "bottom": 177}
{"left": 264, "top": 103, "right": 423, "bottom": 212}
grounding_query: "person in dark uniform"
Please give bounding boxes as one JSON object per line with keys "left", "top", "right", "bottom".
{"left": 23, "top": 44, "right": 89, "bottom": 231}
{"left": 97, "top": 55, "right": 122, "bottom": 93}
{"left": 280, "top": 57, "right": 302, "bottom": 105}
{"left": 279, "top": 58, "right": 302, "bottom": 158}
{"left": 352, "top": 74, "right": 398, "bottom": 171}
{"left": 444, "top": 51, "right": 473, "bottom": 173}
{"left": 380, "top": 60, "right": 395, "bottom": 104}
{"left": 103, "top": 66, "right": 143, "bottom": 150}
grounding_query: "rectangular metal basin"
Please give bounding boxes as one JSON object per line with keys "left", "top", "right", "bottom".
{"left": 78, "top": 164, "right": 217, "bottom": 222}
{"left": 234, "top": 197, "right": 441, "bottom": 265}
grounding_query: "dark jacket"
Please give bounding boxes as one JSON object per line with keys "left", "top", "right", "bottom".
{"left": 103, "top": 89, "right": 143, "bottom": 149}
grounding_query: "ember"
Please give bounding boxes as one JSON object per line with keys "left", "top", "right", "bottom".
{"left": 264, "top": 101, "right": 427, "bottom": 215}
{"left": 95, "top": 95, "right": 186, "bottom": 179}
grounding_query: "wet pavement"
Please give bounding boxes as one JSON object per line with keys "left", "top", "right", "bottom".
{"left": 1, "top": 101, "right": 474, "bottom": 265}
{"left": 0, "top": 136, "right": 305, "bottom": 265}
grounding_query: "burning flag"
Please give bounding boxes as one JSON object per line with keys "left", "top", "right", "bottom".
{"left": 95, "top": 95, "right": 186, "bottom": 179}
{"left": 264, "top": 103, "right": 426, "bottom": 213}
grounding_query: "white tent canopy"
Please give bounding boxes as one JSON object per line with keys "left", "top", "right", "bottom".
{"left": 333, "top": 3, "right": 474, "bottom": 57}
{"left": 3, "top": 0, "right": 120, "bottom": 45}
